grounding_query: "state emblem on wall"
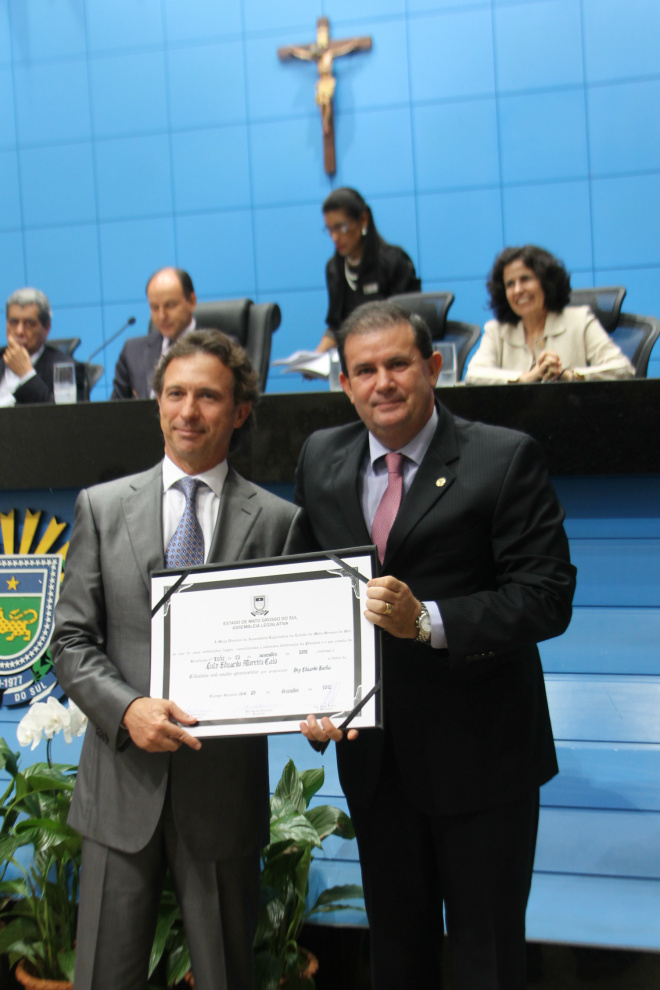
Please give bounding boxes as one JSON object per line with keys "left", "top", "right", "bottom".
{"left": 0, "top": 509, "right": 68, "bottom": 707}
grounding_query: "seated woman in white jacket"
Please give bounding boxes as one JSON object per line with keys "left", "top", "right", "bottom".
{"left": 466, "top": 245, "right": 634, "bottom": 384}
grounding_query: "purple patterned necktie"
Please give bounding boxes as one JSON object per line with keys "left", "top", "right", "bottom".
{"left": 165, "top": 477, "right": 205, "bottom": 568}
{"left": 371, "top": 452, "right": 404, "bottom": 564}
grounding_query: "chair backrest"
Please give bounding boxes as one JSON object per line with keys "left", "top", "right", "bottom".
{"left": 49, "top": 337, "right": 81, "bottom": 357}
{"left": 388, "top": 292, "right": 455, "bottom": 339}
{"left": 611, "top": 313, "right": 660, "bottom": 378}
{"left": 444, "top": 321, "right": 482, "bottom": 380}
{"left": 196, "top": 299, "right": 282, "bottom": 389}
{"left": 147, "top": 298, "right": 281, "bottom": 388}
{"left": 86, "top": 363, "right": 104, "bottom": 398}
{"left": 568, "top": 286, "right": 627, "bottom": 333}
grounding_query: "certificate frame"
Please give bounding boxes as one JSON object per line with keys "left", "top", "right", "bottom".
{"left": 150, "top": 547, "right": 382, "bottom": 738}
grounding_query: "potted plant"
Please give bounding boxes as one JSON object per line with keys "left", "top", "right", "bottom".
{"left": 149, "top": 758, "right": 363, "bottom": 989}
{"left": 254, "top": 758, "right": 363, "bottom": 990}
{"left": 0, "top": 697, "right": 87, "bottom": 989}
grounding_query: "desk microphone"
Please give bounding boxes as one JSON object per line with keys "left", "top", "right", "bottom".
{"left": 86, "top": 316, "right": 137, "bottom": 364}
{"left": 84, "top": 317, "right": 136, "bottom": 399}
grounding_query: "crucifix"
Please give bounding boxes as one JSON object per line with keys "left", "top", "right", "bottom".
{"left": 278, "top": 17, "right": 372, "bottom": 175}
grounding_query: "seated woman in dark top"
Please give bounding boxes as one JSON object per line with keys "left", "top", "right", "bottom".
{"left": 316, "top": 187, "right": 421, "bottom": 352}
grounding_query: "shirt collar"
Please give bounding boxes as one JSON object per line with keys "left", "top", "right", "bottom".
{"left": 161, "top": 318, "right": 196, "bottom": 354}
{"left": 367, "top": 406, "right": 439, "bottom": 468}
{"left": 162, "top": 453, "right": 228, "bottom": 498}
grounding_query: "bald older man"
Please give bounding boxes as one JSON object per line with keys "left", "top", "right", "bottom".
{"left": 111, "top": 267, "right": 198, "bottom": 400}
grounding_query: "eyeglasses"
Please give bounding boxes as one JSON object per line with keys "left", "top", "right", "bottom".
{"left": 323, "top": 221, "right": 356, "bottom": 237}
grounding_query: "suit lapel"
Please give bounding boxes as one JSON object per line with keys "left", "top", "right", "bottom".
{"left": 384, "top": 404, "right": 459, "bottom": 567}
{"left": 208, "top": 467, "right": 262, "bottom": 563}
{"left": 331, "top": 431, "right": 372, "bottom": 547}
{"left": 144, "top": 335, "right": 163, "bottom": 397}
{"left": 121, "top": 464, "right": 165, "bottom": 592}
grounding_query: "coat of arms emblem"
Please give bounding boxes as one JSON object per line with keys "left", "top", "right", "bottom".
{"left": 0, "top": 508, "right": 67, "bottom": 706}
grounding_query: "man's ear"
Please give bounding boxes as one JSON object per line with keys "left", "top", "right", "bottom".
{"left": 428, "top": 351, "right": 443, "bottom": 386}
{"left": 339, "top": 372, "right": 354, "bottom": 404}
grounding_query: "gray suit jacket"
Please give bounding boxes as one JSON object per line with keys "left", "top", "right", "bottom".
{"left": 52, "top": 463, "right": 301, "bottom": 859}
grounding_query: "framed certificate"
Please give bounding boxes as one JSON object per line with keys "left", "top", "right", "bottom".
{"left": 150, "top": 548, "right": 382, "bottom": 738}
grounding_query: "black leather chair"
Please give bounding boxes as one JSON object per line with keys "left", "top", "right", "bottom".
{"left": 568, "top": 286, "right": 660, "bottom": 377}
{"left": 609, "top": 313, "right": 660, "bottom": 377}
{"left": 389, "top": 291, "right": 481, "bottom": 380}
{"left": 389, "top": 291, "right": 455, "bottom": 336}
{"left": 568, "top": 286, "right": 627, "bottom": 333}
{"left": 85, "top": 363, "right": 104, "bottom": 399}
{"left": 147, "top": 298, "right": 281, "bottom": 389}
{"left": 48, "top": 337, "right": 81, "bottom": 357}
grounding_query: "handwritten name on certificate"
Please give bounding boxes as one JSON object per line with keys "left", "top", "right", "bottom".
{"left": 150, "top": 549, "right": 380, "bottom": 737}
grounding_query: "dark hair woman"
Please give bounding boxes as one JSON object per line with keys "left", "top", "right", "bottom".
{"left": 466, "top": 244, "right": 633, "bottom": 383}
{"left": 316, "top": 187, "right": 420, "bottom": 352}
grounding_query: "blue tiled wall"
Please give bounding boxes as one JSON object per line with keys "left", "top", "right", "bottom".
{"left": 0, "top": 0, "right": 658, "bottom": 396}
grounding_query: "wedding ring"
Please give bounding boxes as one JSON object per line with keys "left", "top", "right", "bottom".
{"left": 384, "top": 602, "right": 393, "bottom": 616}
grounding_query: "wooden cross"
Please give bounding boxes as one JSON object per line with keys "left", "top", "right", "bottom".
{"left": 278, "top": 17, "right": 372, "bottom": 175}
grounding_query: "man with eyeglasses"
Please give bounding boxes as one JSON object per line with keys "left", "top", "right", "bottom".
{"left": 1, "top": 287, "right": 86, "bottom": 406}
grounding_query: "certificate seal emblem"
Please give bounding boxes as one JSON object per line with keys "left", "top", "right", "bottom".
{"left": 0, "top": 508, "right": 68, "bottom": 707}
{"left": 251, "top": 594, "right": 268, "bottom": 616}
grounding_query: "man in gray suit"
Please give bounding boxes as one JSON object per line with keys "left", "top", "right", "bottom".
{"left": 52, "top": 330, "right": 301, "bottom": 990}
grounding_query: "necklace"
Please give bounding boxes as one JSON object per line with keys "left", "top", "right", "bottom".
{"left": 344, "top": 258, "right": 360, "bottom": 292}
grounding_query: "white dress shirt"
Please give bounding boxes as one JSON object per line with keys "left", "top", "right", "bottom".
{"left": 359, "top": 408, "right": 447, "bottom": 649}
{"left": 0, "top": 345, "right": 43, "bottom": 407}
{"left": 162, "top": 454, "right": 228, "bottom": 562}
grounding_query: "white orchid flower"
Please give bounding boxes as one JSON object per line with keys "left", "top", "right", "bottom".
{"left": 16, "top": 696, "right": 88, "bottom": 750}
{"left": 65, "top": 698, "right": 89, "bottom": 741}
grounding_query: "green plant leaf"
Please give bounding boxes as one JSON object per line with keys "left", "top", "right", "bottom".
{"left": 148, "top": 902, "right": 180, "bottom": 977}
{"left": 254, "top": 947, "right": 284, "bottom": 990}
{"left": 306, "top": 804, "right": 355, "bottom": 841}
{"left": 165, "top": 931, "right": 191, "bottom": 987}
{"left": 58, "top": 948, "right": 76, "bottom": 983}
{"left": 0, "top": 738, "right": 19, "bottom": 777}
{"left": 0, "top": 878, "right": 29, "bottom": 899}
{"left": 299, "top": 767, "right": 324, "bottom": 805}
{"left": 271, "top": 760, "right": 306, "bottom": 817}
{"left": 0, "top": 915, "right": 40, "bottom": 954}
{"left": 268, "top": 812, "right": 322, "bottom": 849}
{"left": 310, "top": 883, "right": 364, "bottom": 908}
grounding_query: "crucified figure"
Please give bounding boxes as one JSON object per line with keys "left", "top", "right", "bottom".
{"left": 278, "top": 17, "right": 372, "bottom": 175}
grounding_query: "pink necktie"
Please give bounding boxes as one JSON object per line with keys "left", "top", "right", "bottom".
{"left": 371, "top": 452, "right": 404, "bottom": 564}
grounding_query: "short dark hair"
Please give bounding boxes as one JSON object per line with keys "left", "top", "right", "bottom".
{"left": 152, "top": 329, "right": 259, "bottom": 450}
{"left": 6, "top": 288, "right": 52, "bottom": 327}
{"left": 145, "top": 267, "right": 195, "bottom": 299}
{"left": 487, "top": 245, "right": 571, "bottom": 324}
{"left": 336, "top": 300, "right": 433, "bottom": 375}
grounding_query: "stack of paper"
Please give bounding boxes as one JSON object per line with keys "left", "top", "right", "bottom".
{"left": 271, "top": 350, "right": 331, "bottom": 380}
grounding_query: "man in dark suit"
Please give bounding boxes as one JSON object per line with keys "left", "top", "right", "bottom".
{"left": 1, "top": 288, "right": 86, "bottom": 404}
{"left": 296, "top": 301, "right": 576, "bottom": 990}
{"left": 111, "top": 266, "right": 197, "bottom": 399}
{"left": 52, "top": 330, "right": 301, "bottom": 990}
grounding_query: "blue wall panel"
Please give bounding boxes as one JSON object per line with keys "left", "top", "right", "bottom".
{"left": 0, "top": 149, "right": 22, "bottom": 229}
{"left": 19, "top": 141, "right": 97, "bottom": 227}
{"left": 95, "top": 134, "right": 173, "bottom": 221}
{"left": 0, "top": 0, "right": 658, "bottom": 397}
{"left": 162, "top": 0, "right": 243, "bottom": 43}
{"left": 582, "top": 0, "right": 660, "bottom": 83}
{"left": 493, "top": 0, "right": 584, "bottom": 92}
{"left": 85, "top": 0, "right": 164, "bottom": 54}
{"left": 171, "top": 125, "right": 252, "bottom": 213}
{"left": 89, "top": 50, "right": 169, "bottom": 139}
